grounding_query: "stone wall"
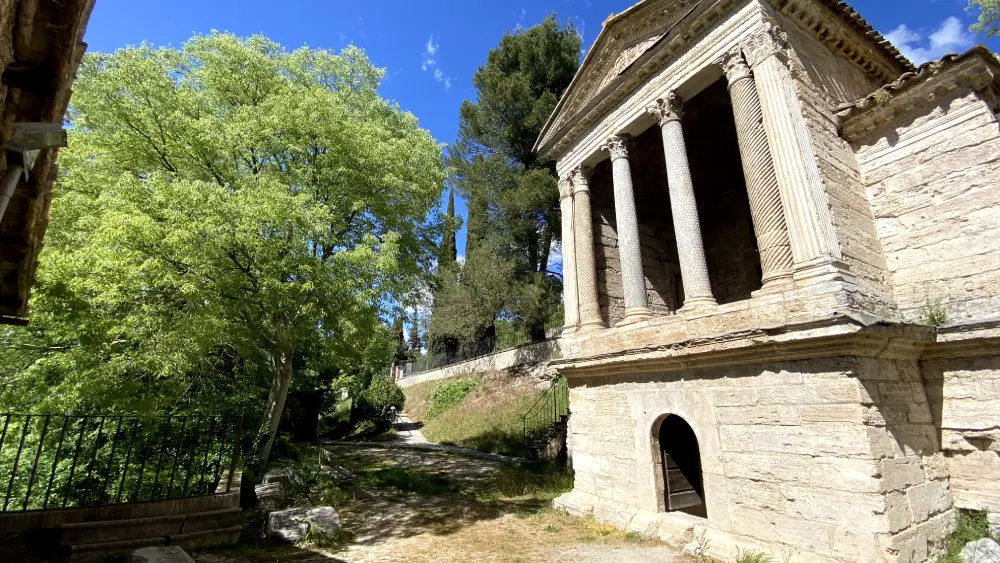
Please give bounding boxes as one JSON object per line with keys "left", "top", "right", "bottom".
{"left": 556, "top": 355, "right": 955, "bottom": 562}
{"left": 923, "top": 337, "right": 1000, "bottom": 535}
{"left": 397, "top": 340, "right": 560, "bottom": 389}
{"left": 779, "top": 12, "right": 896, "bottom": 313}
{"left": 853, "top": 88, "right": 1000, "bottom": 322}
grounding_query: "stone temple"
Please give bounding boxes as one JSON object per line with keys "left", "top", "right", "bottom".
{"left": 538, "top": 0, "right": 1000, "bottom": 561}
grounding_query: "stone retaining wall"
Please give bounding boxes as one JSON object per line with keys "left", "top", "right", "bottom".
{"left": 398, "top": 340, "right": 560, "bottom": 389}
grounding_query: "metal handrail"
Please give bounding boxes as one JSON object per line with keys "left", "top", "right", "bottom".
{"left": 521, "top": 378, "right": 569, "bottom": 446}
{"left": 0, "top": 413, "right": 245, "bottom": 513}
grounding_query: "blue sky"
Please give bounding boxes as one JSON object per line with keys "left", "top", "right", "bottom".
{"left": 83, "top": 0, "right": 1000, "bottom": 258}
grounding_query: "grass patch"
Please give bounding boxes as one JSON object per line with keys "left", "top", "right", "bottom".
{"left": 428, "top": 380, "right": 476, "bottom": 418}
{"left": 403, "top": 373, "right": 547, "bottom": 458}
{"left": 473, "top": 462, "right": 574, "bottom": 503}
{"left": 297, "top": 527, "right": 354, "bottom": 549}
{"left": 369, "top": 429, "right": 397, "bottom": 442}
{"left": 733, "top": 549, "right": 773, "bottom": 563}
{"left": 939, "top": 510, "right": 996, "bottom": 563}
{"left": 356, "top": 466, "right": 458, "bottom": 495}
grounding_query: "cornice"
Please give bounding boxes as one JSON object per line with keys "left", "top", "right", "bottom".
{"left": 837, "top": 47, "right": 1000, "bottom": 141}
{"left": 551, "top": 315, "right": 934, "bottom": 379}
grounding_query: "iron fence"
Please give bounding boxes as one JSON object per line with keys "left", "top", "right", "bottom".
{"left": 409, "top": 325, "right": 562, "bottom": 376}
{"left": 522, "top": 377, "right": 569, "bottom": 446}
{"left": 0, "top": 413, "right": 244, "bottom": 513}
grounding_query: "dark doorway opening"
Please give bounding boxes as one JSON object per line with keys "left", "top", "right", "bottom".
{"left": 683, "top": 78, "right": 763, "bottom": 303}
{"left": 658, "top": 414, "right": 706, "bottom": 517}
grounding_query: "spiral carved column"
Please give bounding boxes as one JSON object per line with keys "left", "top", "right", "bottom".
{"left": 720, "top": 49, "right": 794, "bottom": 291}
{"left": 571, "top": 167, "right": 604, "bottom": 331}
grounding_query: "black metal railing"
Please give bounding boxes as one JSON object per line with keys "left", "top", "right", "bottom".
{"left": 409, "top": 325, "right": 563, "bottom": 376}
{"left": 0, "top": 414, "right": 244, "bottom": 513}
{"left": 522, "top": 377, "right": 569, "bottom": 446}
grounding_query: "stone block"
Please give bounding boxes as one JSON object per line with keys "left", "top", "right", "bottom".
{"left": 131, "top": 546, "right": 195, "bottom": 563}
{"left": 716, "top": 405, "right": 800, "bottom": 425}
{"left": 780, "top": 486, "right": 887, "bottom": 529}
{"left": 757, "top": 380, "right": 862, "bottom": 405}
{"left": 906, "top": 481, "right": 952, "bottom": 523}
{"left": 799, "top": 404, "right": 868, "bottom": 423}
{"left": 885, "top": 491, "right": 912, "bottom": 533}
{"left": 266, "top": 506, "right": 340, "bottom": 543}
{"left": 723, "top": 453, "right": 881, "bottom": 493}
{"left": 729, "top": 479, "right": 783, "bottom": 511}
{"left": 626, "top": 509, "right": 663, "bottom": 537}
{"left": 713, "top": 387, "right": 757, "bottom": 406}
{"left": 880, "top": 457, "right": 927, "bottom": 492}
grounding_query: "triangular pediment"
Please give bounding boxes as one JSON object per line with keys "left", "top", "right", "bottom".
{"left": 536, "top": 0, "right": 701, "bottom": 154}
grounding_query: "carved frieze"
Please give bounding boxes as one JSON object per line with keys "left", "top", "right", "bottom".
{"left": 598, "top": 36, "right": 662, "bottom": 92}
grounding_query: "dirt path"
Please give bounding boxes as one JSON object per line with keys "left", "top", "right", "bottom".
{"left": 196, "top": 445, "right": 682, "bottom": 563}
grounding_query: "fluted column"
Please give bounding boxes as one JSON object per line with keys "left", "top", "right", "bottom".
{"left": 558, "top": 175, "right": 580, "bottom": 331}
{"left": 743, "top": 24, "right": 851, "bottom": 285}
{"left": 719, "top": 49, "right": 794, "bottom": 292}
{"left": 603, "top": 135, "right": 652, "bottom": 323}
{"left": 648, "top": 93, "right": 717, "bottom": 309}
{"left": 571, "top": 167, "right": 604, "bottom": 331}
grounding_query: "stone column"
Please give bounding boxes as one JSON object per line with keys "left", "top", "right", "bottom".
{"left": 571, "top": 167, "right": 604, "bottom": 331}
{"left": 719, "top": 49, "right": 794, "bottom": 292}
{"left": 559, "top": 175, "right": 580, "bottom": 331}
{"left": 647, "top": 93, "right": 717, "bottom": 309}
{"left": 603, "top": 135, "right": 652, "bottom": 323}
{"left": 743, "top": 24, "right": 851, "bottom": 285}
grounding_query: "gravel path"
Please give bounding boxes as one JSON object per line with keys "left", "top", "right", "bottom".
{"left": 196, "top": 445, "right": 683, "bottom": 563}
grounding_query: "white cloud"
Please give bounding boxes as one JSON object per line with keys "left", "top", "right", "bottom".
{"left": 884, "top": 17, "right": 974, "bottom": 64}
{"left": 421, "top": 34, "right": 451, "bottom": 92}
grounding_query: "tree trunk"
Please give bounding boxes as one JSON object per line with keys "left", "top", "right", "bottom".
{"left": 255, "top": 351, "right": 294, "bottom": 471}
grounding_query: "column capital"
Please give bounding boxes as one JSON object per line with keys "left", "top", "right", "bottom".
{"left": 743, "top": 24, "right": 789, "bottom": 69}
{"left": 603, "top": 134, "right": 631, "bottom": 161}
{"left": 570, "top": 166, "right": 593, "bottom": 193}
{"left": 718, "top": 48, "right": 752, "bottom": 87}
{"left": 647, "top": 91, "right": 683, "bottom": 127}
{"left": 558, "top": 175, "right": 575, "bottom": 201}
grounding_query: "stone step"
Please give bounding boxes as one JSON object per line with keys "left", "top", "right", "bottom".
{"left": 169, "top": 525, "right": 243, "bottom": 551}
{"left": 68, "top": 536, "right": 166, "bottom": 560}
{"left": 59, "top": 507, "right": 240, "bottom": 546}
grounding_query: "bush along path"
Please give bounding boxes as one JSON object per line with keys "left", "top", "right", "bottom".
{"left": 194, "top": 444, "right": 682, "bottom": 563}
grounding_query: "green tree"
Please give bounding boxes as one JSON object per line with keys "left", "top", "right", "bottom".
{"left": 441, "top": 16, "right": 580, "bottom": 343}
{"left": 0, "top": 34, "right": 445, "bottom": 471}
{"left": 969, "top": 0, "right": 1000, "bottom": 36}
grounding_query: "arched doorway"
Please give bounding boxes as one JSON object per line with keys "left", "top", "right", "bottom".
{"left": 657, "top": 414, "right": 706, "bottom": 517}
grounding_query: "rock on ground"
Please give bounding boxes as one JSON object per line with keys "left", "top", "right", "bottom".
{"left": 255, "top": 482, "right": 283, "bottom": 509}
{"left": 263, "top": 467, "right": 294, "bottom": 486}
{"left": 132, "top": 546, "right": 195, "bottom": 563}
{"left": 266, "top": 506, "right": 340, "bottom": 543}
{"left": 961, "top": 538, "right": 1000, "bottom": 563}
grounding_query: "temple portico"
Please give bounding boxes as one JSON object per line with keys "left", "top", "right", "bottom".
{"left": 538, "top": 0, "right": 1000, "bottom": 561}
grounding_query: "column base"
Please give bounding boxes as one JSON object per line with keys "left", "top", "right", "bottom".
{"left": 753, "top": 270, "right": 795, "bottom": 296}
{"left": 678, "top": 296, "right": 717, "bottom": 313}
{"left": 562, "top": 324, "right": 580, "bottom": 334}
{"left": 578, "top": 321, "right": 606, "bottom": 333}
{"left": 617, "top": 307, "right": 654, "bottom": 326}
{"left": 792, "top": 257, "right": 856, "bottom": 287}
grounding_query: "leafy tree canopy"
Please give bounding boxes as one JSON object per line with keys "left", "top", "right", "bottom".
{"left": 0, "top": 33, "right": 445, "bottom": 467}
{"left": 970, "top": 0, "right": 1000, "bottom": 36}
{"left": 432, "top": 16, "right": 579, "bottom": 346}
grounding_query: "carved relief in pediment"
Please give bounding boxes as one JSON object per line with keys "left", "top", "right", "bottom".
{"left": 550, "top": 0, "right": 699, "bottom": 141}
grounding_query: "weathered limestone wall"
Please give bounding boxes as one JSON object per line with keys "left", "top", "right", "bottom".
{"left": 853, "top": 89, "right": 1000, "bottom": 322}
{"left": 779, "top": 13, "right": 895, "bottom": 312}
{"left": 923, "top": 348, "right": 1000, "bottom": 535}
{"left": 397, "top": 340, "right": 560, "bottom": 389}
{"left": 556, "top": 356, "right": 955, "bottom": 562}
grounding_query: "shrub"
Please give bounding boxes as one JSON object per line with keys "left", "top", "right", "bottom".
{"left": 940, "top": 510, "right": 996, "bottom": 563}
{"left": 428, "top": 380, "right": 476, "bottom": 418}
{"left": 349, "top": 377, "right": 405, "bottom": 438}
{"left": 919, "top": 297, "right": 949, "bottom": 326}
